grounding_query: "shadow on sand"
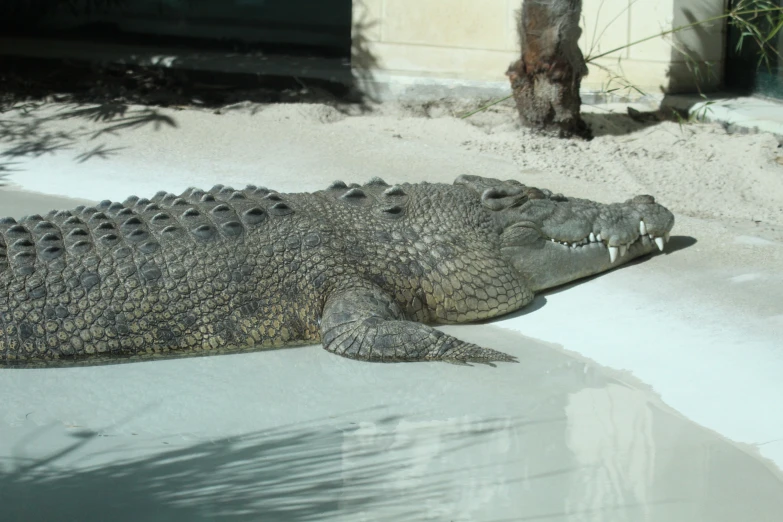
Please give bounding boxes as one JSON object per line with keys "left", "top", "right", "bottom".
{"left": 0, "top": 2, "right": 385, "bottom": 181}
{"left": 582, "top": 106, "right": 690, "bottom": 138}
{"left": 0, "top": 98, "right": 178, "bottom": 183}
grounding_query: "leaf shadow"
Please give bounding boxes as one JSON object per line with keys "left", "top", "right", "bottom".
{"left": 74, "top": 143, "right": 129, "bottom": 163}
{"left": 89, "top": 108, "right": 177, "bottom": 139}
{"left": 0, "top": 411, "right": 523, "bottom": 522}
{"left": 0, "top": 100, "right": 178, "bottom": 174}
{"left": 56, "top": 102, "right": 129, "bottom": 123}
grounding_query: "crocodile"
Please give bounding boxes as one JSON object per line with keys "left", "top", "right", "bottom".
{"left": 0, "top": 175, "right": 674, "bottom": 367}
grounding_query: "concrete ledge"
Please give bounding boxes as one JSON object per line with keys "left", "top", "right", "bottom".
{"left": 0, "top": 37, "right": 355, "bottom": 86}
{"left": 663, "top": 93, "right": 783, "bottom": 137}
{"left": 355, "top": 71, "right": 510, "bottom": 102}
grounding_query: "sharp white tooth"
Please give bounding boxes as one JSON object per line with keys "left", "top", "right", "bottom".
{"left": 609, "top": 246, "right": 619, "bottom": 263}
{"left": 639, "top": 220, "right": 647, "bottom": 235}
{"left": 596, "top": 233, "right": 603, "bottom": 242}
{"left": 589, "top": 232, "right": 596, "bottom": 243}
{"left": 664, "top": 231, "right": 670, "bottom": 243}
{"left": 619, "top": 244, "right": 628, "bottom": 257}
{"left": 654, "top": 237, "right": 665, "bottom": 251}
{"left": 648, "top": 233, "right": 654, "bottom": 240}
{"left": 551, "top": 238, "right": 555, "bottom": 242}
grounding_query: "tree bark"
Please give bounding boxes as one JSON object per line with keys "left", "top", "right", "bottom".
{"left": 507, "top": 0, "right": 590, "bottom": 138}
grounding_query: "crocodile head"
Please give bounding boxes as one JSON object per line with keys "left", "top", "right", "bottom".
{"left": 455, "top": 175, "right": 675, "bottom": 292}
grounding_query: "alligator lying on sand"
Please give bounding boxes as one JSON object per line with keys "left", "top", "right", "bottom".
{"left": 0, "top": 175, "right": 674, "bottom": 367}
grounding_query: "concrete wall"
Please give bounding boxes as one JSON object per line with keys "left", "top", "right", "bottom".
{"left": 352, "top": 0, "right": 727, "bottom": 95}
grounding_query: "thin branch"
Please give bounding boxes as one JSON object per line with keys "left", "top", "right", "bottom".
{"left": 587, "top": 7, "right": 783, "bottom": 62}
{"left": 459, "top": 96, "right": 513, "bottom": 119}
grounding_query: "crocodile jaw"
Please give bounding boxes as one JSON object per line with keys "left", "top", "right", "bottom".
{"left": 502, "top": 225, "right": 670, "bottom": 292}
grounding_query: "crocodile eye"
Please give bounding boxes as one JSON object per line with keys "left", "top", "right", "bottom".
{"left": 524, "top": 188, "right": 546, "bottom": 200}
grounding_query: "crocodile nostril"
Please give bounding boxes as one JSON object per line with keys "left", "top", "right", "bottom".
{"left": 632, "top": 195, "right": 656, "bottom": 204}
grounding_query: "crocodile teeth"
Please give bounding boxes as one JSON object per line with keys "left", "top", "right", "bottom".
{"left": 619, "top": 244, "right": 628, "bottom": 257}
{"left": 654, "top": 237, "right": 665, "bottom": 252}
{"left": 664, "top": 231, "right": 670, "bottom": 243}
{"left": 609, "top": 246, "right": 619, "bottom": 263}
{"left": 639, "top": 220, "right": 647, "bottom": 235}
{"left": 596, "top": 233, "right": 603, "bottom": 242}
{"left": 589, "top": 232, "right": 596, "bottom": 243}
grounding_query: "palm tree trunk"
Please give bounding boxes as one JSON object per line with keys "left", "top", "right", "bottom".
{"left": 507, "top": 0, "right": 590, "bottom": 138}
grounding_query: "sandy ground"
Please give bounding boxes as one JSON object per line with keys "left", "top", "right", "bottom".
{"left": 1, "top": 99, "right": 782, "bottom": 521}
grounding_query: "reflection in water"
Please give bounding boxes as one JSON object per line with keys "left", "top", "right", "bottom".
{"left": 340, "top": 417, "right": 518, "bottom": 520}
{"left": 0, "top": 326, "right": 782, "bottom": 521}
{"left": 565, "top": 385, "right": 656, "bottom": 522}
{"left": 331, "top": 326, "right": 783, "bottom": 522}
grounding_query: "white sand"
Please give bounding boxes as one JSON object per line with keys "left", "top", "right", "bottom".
{"left": 7, "top": 99, "right": 783, "bottom": 223}
{"left": 1, "top": 99, "right": 782, "bottom": 520}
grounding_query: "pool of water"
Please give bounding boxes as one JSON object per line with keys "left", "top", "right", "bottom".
{"left": 0, "top": 188, "right": 781, "bottom": 521}
{"left": 1, "top": 323, "right": 781, "bottom": 522}
{"left": 0, "top": 186, "right": 94, "bottom": 218}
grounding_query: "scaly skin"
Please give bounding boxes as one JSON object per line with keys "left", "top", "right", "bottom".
{"left": 0, "top": 175, "right": 674, "bottom": 367}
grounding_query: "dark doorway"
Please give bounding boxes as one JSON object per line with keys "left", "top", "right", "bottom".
{"left": 0, "top": 0, "right": 353, "bottom": 59}
{"left": 724, "top": 0, "right": 783, "bottom": 98}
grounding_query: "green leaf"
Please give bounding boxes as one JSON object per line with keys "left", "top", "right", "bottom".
{"left": 763, "top": 16, "right": 783, "bottom": 42}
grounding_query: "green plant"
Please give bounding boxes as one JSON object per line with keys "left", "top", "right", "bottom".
{"left": 672, "top": 93, "right": 716, "bottom": 131}
{"left": 589, "top": 61, "right": 647, "bottom": 99}
{"left": 586, "top": 0, "right": 783, "bottom": 67}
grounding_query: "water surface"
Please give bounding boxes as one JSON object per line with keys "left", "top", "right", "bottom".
{"left": 0, "top": 188, "right": 781, "bottom": 521}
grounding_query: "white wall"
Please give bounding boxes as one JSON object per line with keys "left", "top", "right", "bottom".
{"left": 353, "top": 0, "right": 726, "bottom": 95}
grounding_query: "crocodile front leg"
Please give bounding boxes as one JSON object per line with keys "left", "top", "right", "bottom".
{"left": 320, "top": 279, "right": 517, "bottom": 364}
